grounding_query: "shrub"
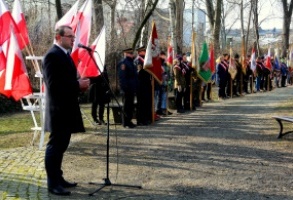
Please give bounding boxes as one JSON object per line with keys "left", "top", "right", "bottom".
{"left": 0, "top": 95, "right": 22, "bottom": 115}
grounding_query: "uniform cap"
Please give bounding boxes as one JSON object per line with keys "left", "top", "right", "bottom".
{"left": 123, "top": 48, "right": 134, "bottom": 53}
{"left": 136, "top": 46, "right": 146, "bottom": 52}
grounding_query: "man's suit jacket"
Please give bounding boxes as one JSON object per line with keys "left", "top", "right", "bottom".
{"left": 42, "top": 45, "right": 85, "bottom": 133}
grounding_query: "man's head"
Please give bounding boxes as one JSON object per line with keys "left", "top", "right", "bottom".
{"left": 123, "top": 48, "right": 134, "bottom": 58}
{"left": 234, "top": 53, "right": 240, "bottom": 61}
{"left": 182, "top": 53, "right": 187, "bottom": 62}
{"left": 160, "top": 51, "right": 166, "bottom": 60}
{"left": 55, "top": 26, "right": 75, "bottom": 50}
{"left": 223, "top": 53, "right": 230, "bottom": 61}
{"left": 136, "top": 46, "right": 146, "bottom": 56}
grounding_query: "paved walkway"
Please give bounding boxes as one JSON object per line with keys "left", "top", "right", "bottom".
{"left": 0, "top": 148, "right": 48, "bottom": 199}
{"left": 1, "top": 86, "right": 293, "bottom": 199}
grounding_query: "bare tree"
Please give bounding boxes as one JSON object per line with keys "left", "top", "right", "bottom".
{"left": 55, "top": 0, "right": 62, "bottom": 20}
{"left": 280, "top": 0, "right": 293, "bottom": 57}
{"left": 93, "top": 0, "right": 104, "bottom": 35}
{"left": 132, "top": 0, "right": 159, "bottom": 49}
{"left": 205, "top": 0, "right": 222, "bottom": 56}
{"left": 252, "top": 0, "right": 260, "bottom": 56}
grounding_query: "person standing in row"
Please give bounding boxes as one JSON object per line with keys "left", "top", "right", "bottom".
{"left": 217, "top": 54, "right": 229, "bottom": 99}
{"left": 118, "top": 48, "right": 138, "bottom": 128}
{"left": 173, "top": 57, "right": 186, "bottom": 113}
{"left": 182, "top": 53, "right": 193, "bottom": 110}
{"left": 89, "top": 66, "right": 110, "bottom": 125}
{"left": 42, "top": 25, "right": 90, "bottom": 196}
{"left": 135, "top": 46, "right": 152, "bottom": 126}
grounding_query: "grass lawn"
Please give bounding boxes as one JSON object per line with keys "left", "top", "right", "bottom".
{"left": 0, "top": 103, "right": 116, "bottom": 149}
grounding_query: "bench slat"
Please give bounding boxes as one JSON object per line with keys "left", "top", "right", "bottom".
{"left": 272, "top": 116, "right": 293, "bottom": 122}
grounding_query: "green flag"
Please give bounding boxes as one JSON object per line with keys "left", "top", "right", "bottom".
{"left": 198, "top": 41, "right": 212, "bottom": 83}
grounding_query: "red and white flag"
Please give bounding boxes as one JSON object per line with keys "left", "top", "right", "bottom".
{"left": 12, "top": 0, "right": 30, "bottom": 50}
{"left": 71, "top": 0, "right": 92, "bottom": 46}
{"left": 0, "top": 0, "right": 18, "bottom": 46}
{"left": 265, "top": 47, "right": 272, "bottom": 70}
{"left": 55, "top": 0, "right": 80, "bottom": 29}
{"left": 143, "top": 22, "right": 162, "bottom": 84}
{"left": 250, "top": 47, "right": 256, "bottom": 71}
{"left": 0, "top": 45, "right": 6, "bottom": 71}
{"left": 71, "top": 22, "right": 81, "bottom": 67}
{"left": 0, "top": 31, "right": 32, "bottom": 101}
{"left": 78, "top": 26, "right": 106, "bottom": 78}
{"left": 69, "top": 0, "right": 92, "bottom": 68}
{"left": 166, "top": 41, "right": 173, "bottom": 67}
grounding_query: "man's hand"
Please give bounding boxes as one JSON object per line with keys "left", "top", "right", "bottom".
{"left": 79, "top": 78, "right": 90, "bottom": 92}
{"left": 177, "top": 85, "right": 182, "bottom": 92}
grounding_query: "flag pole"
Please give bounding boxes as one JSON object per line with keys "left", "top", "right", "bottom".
{"left": 151, "top": 76, "right": 155, "bottom": 124}
{"left": 190, "top": 75, "right": 193, "bottom": 110}
{"left": 241, "top": 34, "right": 246, "bottom": 95}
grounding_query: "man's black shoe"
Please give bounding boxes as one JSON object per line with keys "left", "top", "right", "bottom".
{"left": 123, "top": 122, "right": 136, "bottom": 128}
{"left": 177, "top": 109, "right": 185, "bottom": 113}
{"left": 60, "top": 180, "right": 78, "bottom": 188}
{"left": 48, "top": 185, "right": 71, "bottom": 196}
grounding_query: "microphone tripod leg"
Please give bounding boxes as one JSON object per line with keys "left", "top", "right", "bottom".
{"left": 88, "top": 103, "right": 141, "bottom": 196}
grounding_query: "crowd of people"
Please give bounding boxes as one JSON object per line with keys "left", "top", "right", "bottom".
{"left": 216, "top": 53, "right": 292, "bottom": 100}
{"left": 115, "top": 47, "right": 293, "bottom": 129}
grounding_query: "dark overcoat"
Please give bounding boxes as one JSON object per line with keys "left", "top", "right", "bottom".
{"left": 42, "top": 45, "right": 85, "bottom": 133}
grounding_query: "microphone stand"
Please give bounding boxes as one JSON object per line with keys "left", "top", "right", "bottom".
{"left": 81, "top": 47, "right": 142, "bottom": 196}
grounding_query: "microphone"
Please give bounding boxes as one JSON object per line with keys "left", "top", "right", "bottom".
{"left": 78, "top": 43, "right": 92, "bottom": 51}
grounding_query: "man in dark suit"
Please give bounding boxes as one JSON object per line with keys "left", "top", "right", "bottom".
{"left": 42, "top": 25, "right": 89, "bottom": 196}
{"left": 117, "top": 48, "right": 138, "bottom": 128}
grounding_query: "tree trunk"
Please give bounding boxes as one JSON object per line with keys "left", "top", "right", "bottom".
{"left": 132, "top": 0, "right": 159, "bottom": 49}
{"left": 169, "top": 0, "right": 177, "bottom": 55}
{"left": 205, "top": 0, "right": 221, "bottom": 56}
{"left": 175, "top": 0, "right": 184, "bottom": 54}
{"left": 55, "top": 0, "right": 62, "bottom": 20}
{"left": 213, "top": 0, "right": 222, "bottom": 57}
{"left": 205, "top": 0, "right": 214, "bottom": 33}
{"left": 252, "top": 0, "right": 260, "bottom": 56}
{"left": 245, "top": 2, "right": 252, "bottom": 54}
{"left": 281, "top": 0, "right": 293, "bottom": 58}
{"left": 240, "top": 0, "right": 246, "bottom": 59}
{"left": 93, "top": 0, "right": 104, "bottom": 35}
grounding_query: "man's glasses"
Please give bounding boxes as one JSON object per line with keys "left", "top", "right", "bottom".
{"left": 62, "top": 35, "right": 75, "bottom": 39}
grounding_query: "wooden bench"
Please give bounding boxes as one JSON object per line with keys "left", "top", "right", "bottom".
{"left": 272, "top": 116, "right": 293, "bottom": 138}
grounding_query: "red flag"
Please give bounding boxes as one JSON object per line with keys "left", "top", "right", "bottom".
{"left": 55, "top": 0, "right": 80, "bottom": 29}
{"left": 71, "top": 0, "right": 92, "bottom": 46}
{"left": 70, "top": 0, "right": 92, "bottom": 68}
{"left": 78, "top": 26, "right": 105, "bottom": 78}
{"left": 209, "top": 43, "right": 215, "bottom": 73}
{"left": 0, "top": 45, "right": 6, "bottom": 71}
{"left": 143, "top": 22, "right": 162, "bottom": 84}
{"left": 0, "top": 0, "right": 18, "bottom": 46}
{"left": 166, "top": 41, "right": 173, "bottom": 66}
{"left": 265, "top": 47, "right": 272, "bottom": 70}
{"left": 71, "top": 22, "right": 81, "bottom": 67}
{"left": 0, "top": 31, "right": 32, "bottom": 101}
{"left": 12, "top": 0, "right": 30, "bottom": 50}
